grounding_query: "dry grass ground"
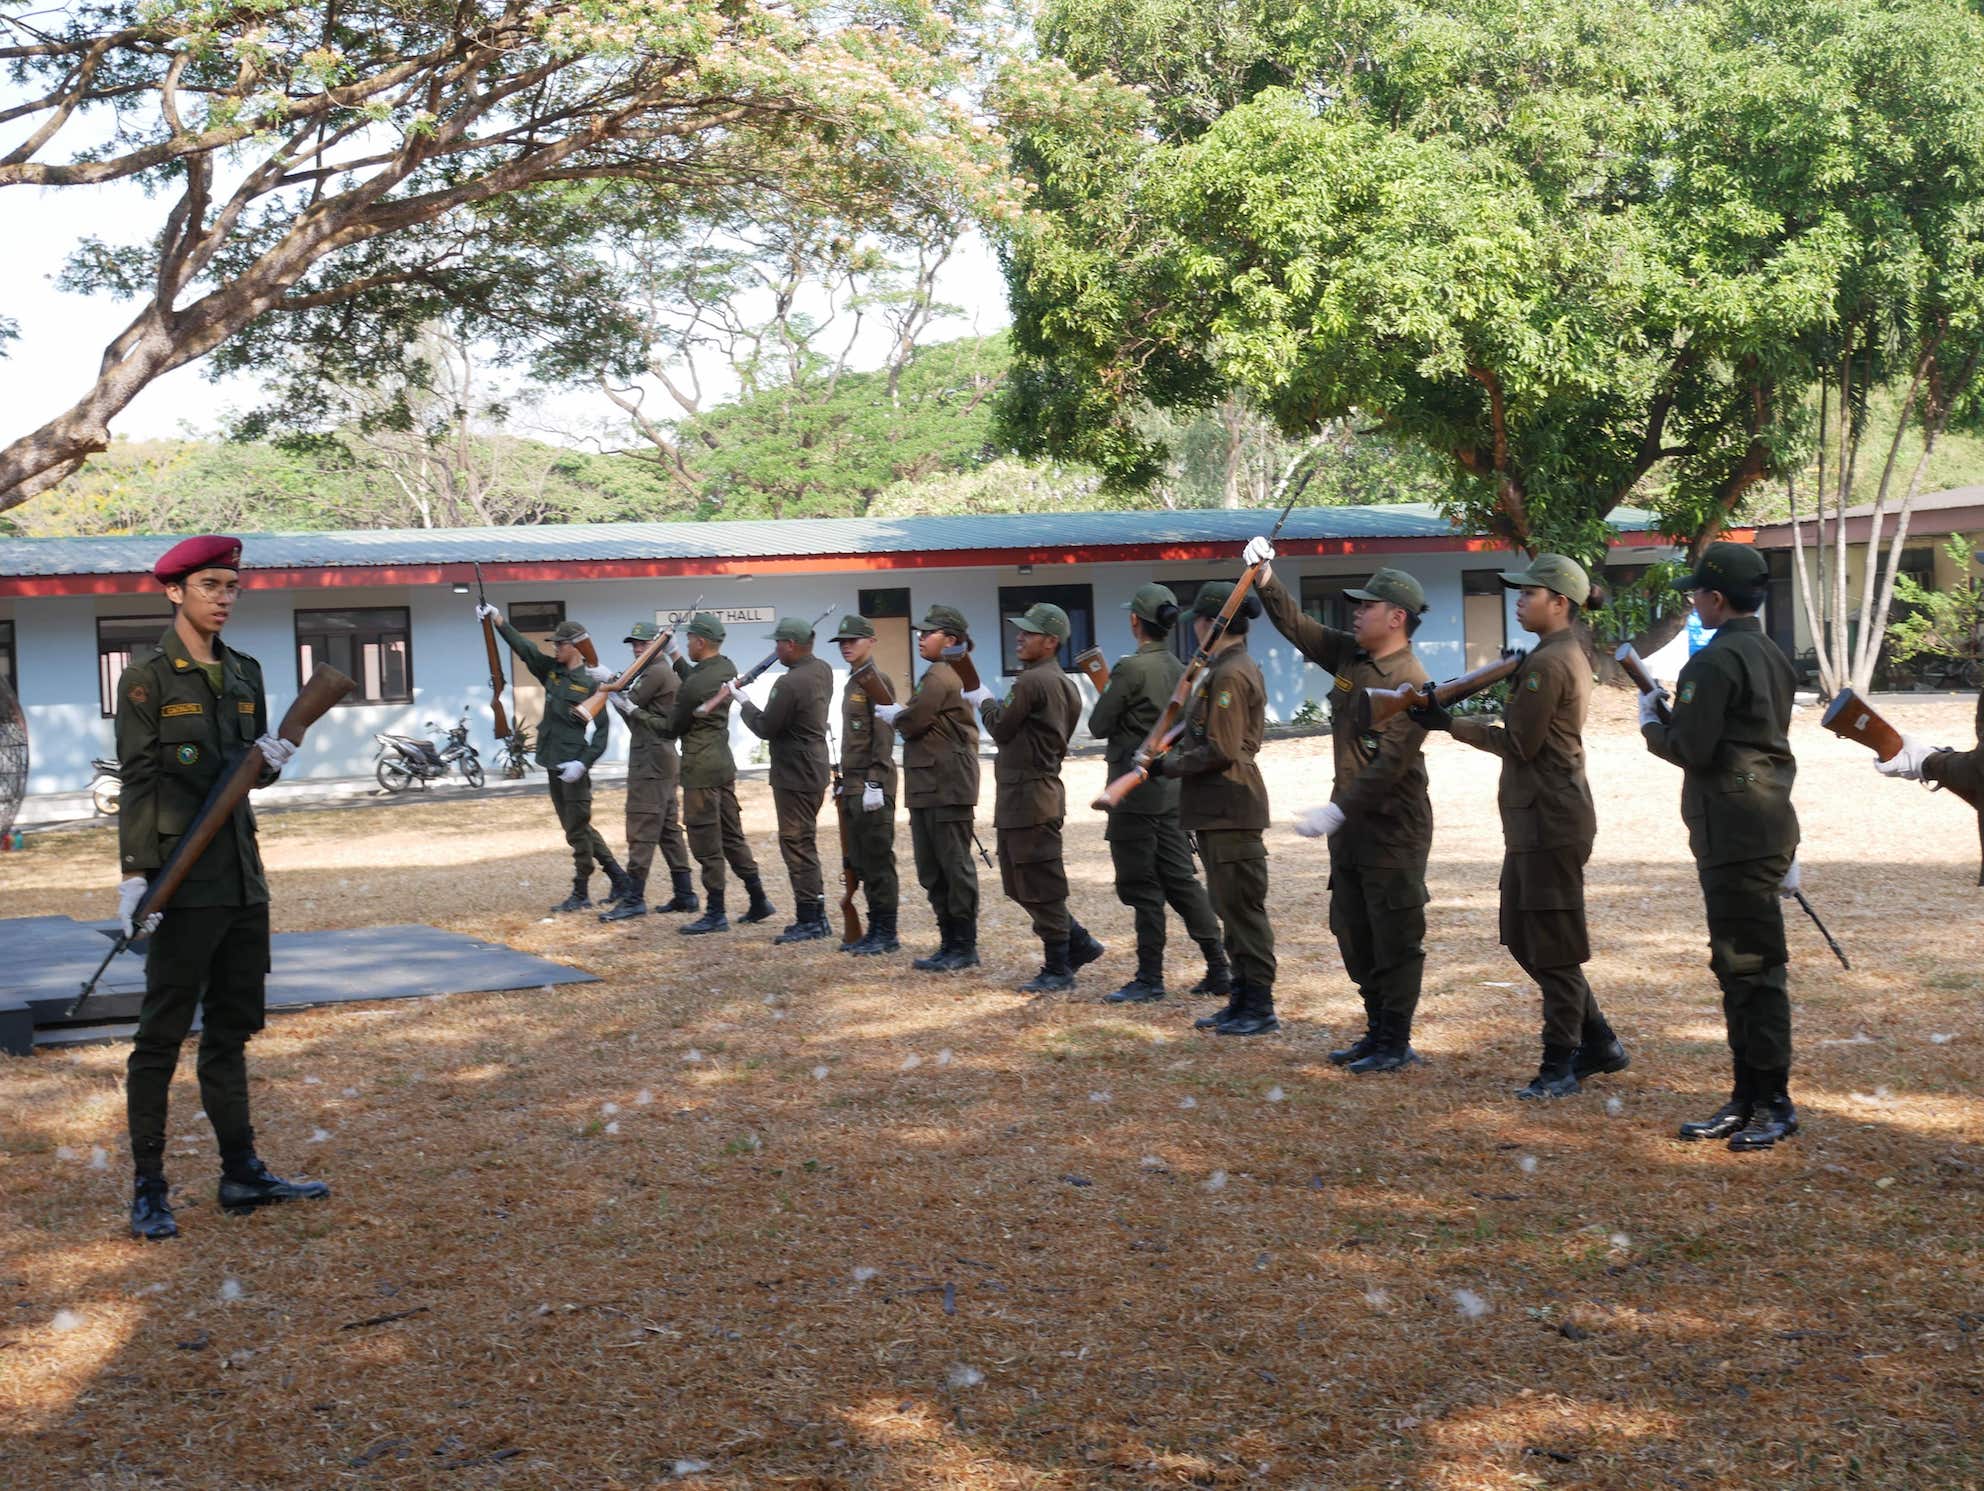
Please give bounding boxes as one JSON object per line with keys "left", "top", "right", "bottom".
{"left": 2, "top": 693, "right": 1980, "bottom": 1491}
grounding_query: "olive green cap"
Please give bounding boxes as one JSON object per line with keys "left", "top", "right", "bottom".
{"left": 1677, "top": 541, "right": 1767, "bottom": 594}
{"left": 1008, "top": 601, "right": 1071, "bottom": 640}
{"left": 1499, "top": 553, "right": 1590, "bottom": 606}
{"left": 832, "top": 614, "right": 876, "bottom": 641}
{"left": 686, "top": 611, "right": 726, "bottom": 643}
{"left": 772, "top": 616, "right": 816, "bottom": 644}
{"left": 1343, "top": 566, "right": 1427, "bottom": 614}
{"left": 624, "top": 621, "right": 661, "bottom": 644}
{"left": 1192, "top": 581, "right": 1235, "bottom": 618}
{"left": 1123, "top": 582, "right": 1178, "bottom": 624}
{"left": 551, "top": 620, "right": 590, "bottom": 645}
{"left": 914, "top": 604, "right": 970, "bottom": 636}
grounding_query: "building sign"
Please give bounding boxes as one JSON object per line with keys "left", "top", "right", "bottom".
{"left": 657, "top": 606, "right": 774, "bottom": 626}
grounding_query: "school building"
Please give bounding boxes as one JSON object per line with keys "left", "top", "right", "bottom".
{"left": 0, "top": 503, "right": 1696, "bottom": 796}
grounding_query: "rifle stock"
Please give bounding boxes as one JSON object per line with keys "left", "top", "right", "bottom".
{"left": 1819, "top": 687, "right": 1904, "bottom": 762}
{"left": 69, "top": 664, "right": 356, "bottom": 1017}
{"left": 940, "top": 643, "right": 981, "bottom": 694}
{"left": 694, "top": 607, "right": 836, "bottom": 716}
{"left": 1074, "top": 647, "right": 1110, "bottom": 692}
{"left": 852, "top": 661, "right": 896, "bottom": 708}
{"left": 1615, "top": 644, "right": 1672, "bottom": 725}
{"left": 574, "top": 595, "right": 701, "bottom": 723}
{"left": 835, "top": 774, "right": 865, "bottom": 946}
{"left": 1364, "top": 651, "right": 1525, "bottom": 730}
{"left": 1093, "top": 719, "right": 1188, "bottom": 810}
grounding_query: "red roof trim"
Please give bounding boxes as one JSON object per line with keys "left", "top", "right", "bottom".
{"left": 0, "top": 530, "right": 1716, "bottom": 599}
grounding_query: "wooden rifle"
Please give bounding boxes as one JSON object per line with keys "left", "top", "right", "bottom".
{"left": 472, "top": 563, "right": 511, "bottom": 743}
{"left": 852, "top": 661, "right": 896, "bottom": 707}
{"left": 69, "top": 666, "right": 356, "bottom": 1017}
{"left": 1073, "top": 647, "right": 1110, "bottom": 693}
{"left": 1615, "top": 644, "right": 1672, "bottom": 724}
{"left": 574, "top": 593, "right": 701, "bottom": 723}
{"left": 833, "top": 766, "right": 866, "bottom": 947}
{"left": 1363, "top": 650, "right": 1525, "bottom": 731}
{"left": 1819, "top": 687, "right": 1902, "bottom": 761}
{"left": 939, "top": 642, "right": 980, "bottom": 693}
{"left": 693, "top": 607, "right": 837, "bottom": 716}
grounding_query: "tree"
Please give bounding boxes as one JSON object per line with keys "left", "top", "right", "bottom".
{"left": 994, "top": 0, "right": 1984, "bottom": 647}
{"left": 0, "top": 0, "right": 1004, "bottom": 511}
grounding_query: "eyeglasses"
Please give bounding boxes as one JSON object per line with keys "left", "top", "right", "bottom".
{"left": 185, "top": 579, "right": 244, "bottom": 600}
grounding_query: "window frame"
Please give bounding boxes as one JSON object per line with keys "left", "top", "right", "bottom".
{"left": 294, "top": 605, "right": 415, "bottom": 706}
{"left": 995, "top": 583, "right": 1097, "bottom": 672}
{"left": 96, "top": 614, "right": 172, "bottom": 718}
{"left": 0, "top": 618, "right": 15, "bottom": 697}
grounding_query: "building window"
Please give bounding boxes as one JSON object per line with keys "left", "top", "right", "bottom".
{"left": 296, "top": 607, "right": 412, "bottom": 704}
{"left": 504, "top": 601, "right": 566, "bottom": 733}
{"left": 996, "top": 583, "right": 1096, "bottom": 672}
{"left": 97, "top": 615, "right": 171, "bottom": 717}
{"left": 0, "top": 619, "right": 14, "bottom": 696}
{"left": 857, "top": 588, "right": 914, "bottom": 700}
{"left": 1299, "top": 574, "right": 1357, "bottom": 634}
{"left": 1158, "top": 579, "right": 1220, "bottom": 663}
{"left": 1462, "top": 569, "right": 1508, "bottom": 669}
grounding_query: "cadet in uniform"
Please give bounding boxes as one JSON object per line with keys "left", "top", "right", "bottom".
{"left": 601, "top": 621, "right": 698, "bottom": 921}
{"left": 976, "top": 603, "right": 1106, "bottom": 992}
{"left": 1412, "top": 555, "right": 1630, "bottom": 1098}
{"left": 832, "top": 615, "right": 901, "bottom": 955}
{"left": 1642, "top": 542, "right": 1802, "bottom": 1151}
{"left": 116, "top": 535, "right": 328, "bottom": 1240}
{"left": 670, "top": 613, "right": 777, "bottom": 935}
{"left": 875, "top": 605, "right": 982, "bottom": 971}
{"left": 731, "top": 617, "right": 836, "bottom": 943}
{"left": 1088, "top": 582, "right": 1229, "bottom": 1003}
{"left": 480, "top": 607, "right": 628, "bottom": 912}
{"left": 1247, "top": 536, "right": 1435, "bottom": 1072}
{"left": 1155, "top": 584, "right": 1278, "bottom": 1035}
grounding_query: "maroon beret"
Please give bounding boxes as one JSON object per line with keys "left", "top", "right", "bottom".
{"left": 153, "top": 534, "right": 243, "bottom": 583}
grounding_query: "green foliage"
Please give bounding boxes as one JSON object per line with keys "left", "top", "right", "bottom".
{"left": 1588, "top": 561, "right": 1689, "bottom": 648}
{"left": 1288, "top": 697, "right": 1328, "bottom": 727}
{"left": 1887, "top": 539, "right": 1984, "bottom": 666}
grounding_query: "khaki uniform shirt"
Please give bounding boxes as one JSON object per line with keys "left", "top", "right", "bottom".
{"left": 896, "top": 658, "right": 981, "bottom": 809}
{"left": 623, "top": 656, "right": 684, "bottom": 779}
{"left": 496, "top": 619, "right": 610, "bottom": 769}
{"left": 979, "top": 656, "right": 1081, "bottom": 829}
{"left": 1449, "top": 626, "right": 1596, "bottom": 852}
{"left": 670, "top": 655, "right": 741, "bottom": 789}
{"left": 1258, "top": 573, "right": 1432, "bottom": 867}
{"left": 739, "top": 654, "right": 833, "bottom": 794}
{"left": 1166, "top": 644, "right": 1269, "bottom": 832}
{"left": 1642, "top": 615, "right": 1800, "bottom": 867}
{"left": 1088, "top": 638, "right": 1183, "bottom": 816}
{"left": 840, "top": 666, "right": 899, "bottom": 802}
{"left": 115, "top": 627, "right": 273, "bottom": 908}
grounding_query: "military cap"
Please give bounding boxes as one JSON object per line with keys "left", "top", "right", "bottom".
{"left": 1499, "top": 553, "right": 1590, "bottom": 606}
{"left": 1008, "top": 601, "right": 1071, "bottom": 640}
{"left": 1123, "top": 582, "right": 1179, "bottom": 624}
{"left": 832, "top": 614, "right": 876, "bottom": 641}
{"left": 772, "top": 616, "right": 816, "bottom": 644}
{"left": 550, "top": 621, "right": 590, "bottom": 646}
{"left": 914, "top": 604, "right": 970, "bottom": 636}
{"left": 153, "top": 534, "right": 242, "bottom": 583}
{"left": 1344, "top": 566, "right": 1427, "bottom": 614}
{"left": 1192, "top": 581, "right": 1236, "bottom": 618}
{"left": 1677, "top": 541, "right": 1768, "bottom": 594}
{"left": 686, "top": 611, "right": 726, "bottom": 643}
{"left": 624, "top": 621, "right": 661, "bottom": 644}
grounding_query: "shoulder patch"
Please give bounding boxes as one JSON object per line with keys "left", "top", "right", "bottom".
{"left": 1333, "top": 672, "right": 1353, "bottom": 694}
{"left": 238, "top": 700, "right": 257, "bottom": 714}
{"left": 126, "top": 683, "right": 148, "bottom": 706}
{"left": 1216, "top": 688, "right": 1232, "bottom": 709}
{"left": 160, "top": 701, "right": 204, "bottom": 718}
{"left": 1524, "top": 673, "right": 1540, "bottom": 691}
{"left": 175, "top": 743, "right": 200, "bottom": 765}
{"left": 1679, "top": 680, "right": 1697, "bottom": 705}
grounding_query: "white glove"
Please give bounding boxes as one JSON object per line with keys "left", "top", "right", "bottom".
{"left": 475, "top": 602, "right": 499, "bottom": 621}
{"left": 1243, "top": 535, "right": 1276, "bottom": 566}
{"left": 963, "top": 686, "right": 995, "bottom": 708}
{"left": 861, "top": 782, "right": 885, "bottom": 811}
{"left": 255, "top": 733, "right": 296, "bottom": 771}
{"left": 607, "top": 691, "right": 635, "bottom": 717}
{"left": 556, "top": 760, "right": 586, "bottom": 784}
{"left": 1873, "top": 734, "right": 1936, "bottom": 780}
{"left": 585, "top": 665, "right": 617, "bottom": 684}
{"left": 1294, "top": 802, "right": 1346, "bottom": 838}
{"left": 1779, "top": 856, "right": 1802, "bottom": 898}
{"left": 118, "top": 876, "right": 161, "bottom": 938}
{"left": 872, "top": 703, "right": 904, "bottom": 725}
{"left": 1636, "top": 689, "right": 1667, "bottom": 728}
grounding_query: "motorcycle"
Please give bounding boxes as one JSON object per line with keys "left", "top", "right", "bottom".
{"left": 89, "top": 757, "right": 122, "bottom": 816}
{"left": 374, "top": 713, "right": 486, "bottom": 793}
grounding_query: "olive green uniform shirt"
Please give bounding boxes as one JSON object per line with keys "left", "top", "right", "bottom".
{"left": 896, "top": 658, "right": 981, "bottom": 809}
{"left": 495, "top": 619, "right": 610, "bottom": 770}
{"left": 115, "top": 627, "right": 274, "bottom": 908}
{"left": 623, "top": 657, "right": 684, "bottom": 777}
{"left": 978, "top": 656, "right": 1081, "bottom": 829}
{"left": 1449, "top": 626, "right": 1596, "bottom": 852}
{"left": 840, "top": 667, "right": 899, "bottom": 801}
{"left": 1087, "top": 638, "right": 1183, "bottom": 817}
{"left": 1165, "top": 644, "right": 1270, "bottom": 832}
{"left": 669, "top": 655, "right": 741, "bottom": 789}
{"left": 738, "top": 654, "right": 834, "bottom": 794}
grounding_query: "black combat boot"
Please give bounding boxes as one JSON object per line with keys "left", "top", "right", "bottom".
{"left": 598, "top": 853, "right": 633, "bottom": 906}
{"left": 550, "top": 873, "right": 592, "bottom": 914}
{"left": 1678, "top": 1058, "right": 1753, "bottom": 1141}
{"left": 679, "top": 889, "right": 729, "bottom": 936}
{"left": 599, "top": 868, "right": 648, "bottom": 921}
{"left": 775, "top": 898, "right": 830, "bottom": 944}
{"left": 738, "top": 875, "right": 778, "bottom": 925}
{"left": 657, "top": 868, "right": 699, "bottom": 914}
{"left": 933, "top": 919, "right": 980, "bottom": 972}
{"left": 1216, "top": 983, "right": 1281, "bottom": 1037}
{"left": 1728, "top": 1071, "right": 1799, "bottom": 1152}
{"left": 1067, "top": 923, "right": 1106, "bottom": 972}
{"left": 851, "top": 909, "right": 899, "bottom": 956}
{"left": 218, "top": 1157, "right": 331, "bottom": 1214}
{"left": 130, "top": 1173, "right": 177, "bottom": 1241}
{"left": 1019, "top": 938, "right": 1075, "bottom": 994}
{"left": 1516, "top": 1043, "right": 1581, "bottom": 1100}
{"left": 1346, "top": 1010, "right": 1423, "bottom": 1074}
{"left": 1193, "top": 989, "right": 1245, "bottom": 1030}
{"left": 1329, "top": 1010, "right": 1378, "bottom": 1067}
{"left": 912, "top": 916, "right": 955, "bottom": 971}
{"left": 1105, "top": 948, "right": 1167, "bottom": 1003}
{"left": 1189, "top": 938, "right": 1234, "bottom": 997}
{"left": 1572, "top": 1013, "right": 1630, "bottom": 1080}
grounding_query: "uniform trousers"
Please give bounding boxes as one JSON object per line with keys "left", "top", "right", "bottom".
{"left": 1197, "top": 829, "right": 1275, "bottom": 990}
{"left": 841, "top": 796, "right": 899, "bottom": 919}
{"left": 1697, "top": 853, "right": 1794, "bottom": 1073}
{"left": 625, "top": 760, "right": 691, "bottom": 880}
{"left": 773, "top": 786, "right": 826, "bottom": 904}
{"left": 682, "top": 783, "right": 760, "bottom": 896}
{"left": 1499, "top": 844, "right": 1599, "bottom": 1049}
{"left": 1106, "top": 812, "right": 1221, "bottom": 971}
{"left": 1328, "top": 853, "right": 1428, "bottom": 1021}
{"left": 997, "top": 819, "right": 1070, "bottom": 939}
{"left": 909, "top": 804, "right": 979, "bottom": 926}
{"left": 547, "top": 773, "right": 612, "bottom": 877}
